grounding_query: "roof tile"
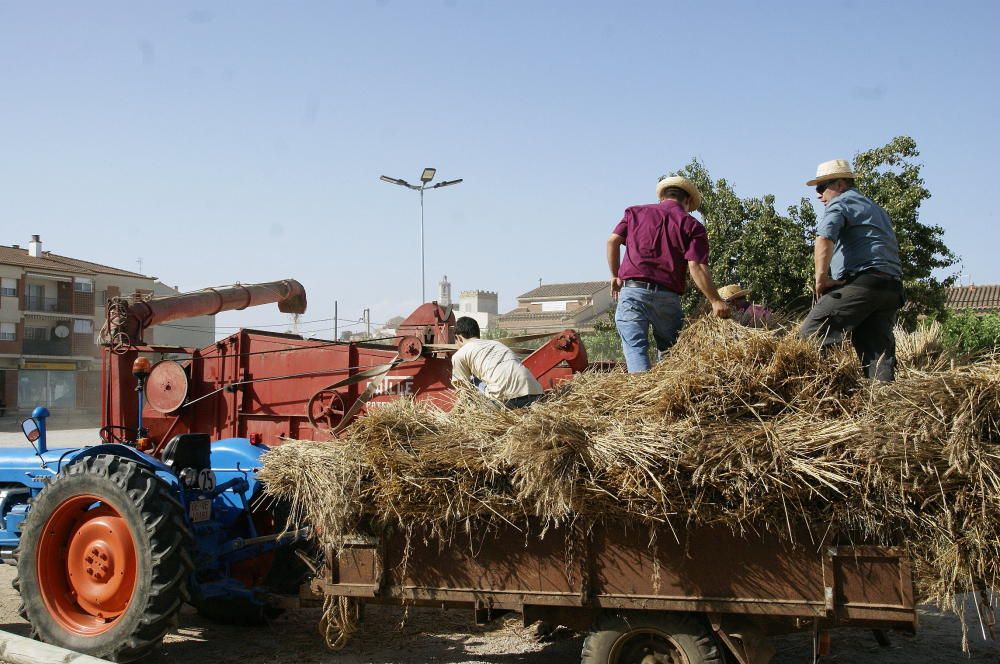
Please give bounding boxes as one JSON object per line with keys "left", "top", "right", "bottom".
{"left": 0, "top": 245, "right": 149, "bottom": 279}
{"left": 946, "top": 285, "right": 1000, "bottom": 313}
{"left": 517, "top": 280, "right": 611, "bottom": 300}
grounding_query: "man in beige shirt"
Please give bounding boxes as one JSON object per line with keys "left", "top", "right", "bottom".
{"left": 452, "top": 317, "right": 544, "bottom": 409}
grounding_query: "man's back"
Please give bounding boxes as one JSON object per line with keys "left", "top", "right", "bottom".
{"left": 451, "top": 338, "right": 543, "bottom": 402}
{"left": 614, "top": 199, "right": 709, "bottom": 294}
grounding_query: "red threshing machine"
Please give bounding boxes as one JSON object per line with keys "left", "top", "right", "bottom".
{"left": 100, "top": 279, "right": 588, "bottom": 451}
{"left": 70, "top": 280, "right": 919, "bottom": 664}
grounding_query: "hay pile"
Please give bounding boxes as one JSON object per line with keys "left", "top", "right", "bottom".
{"left": 259, "top": 318, "right": 1000, "bottom": 610}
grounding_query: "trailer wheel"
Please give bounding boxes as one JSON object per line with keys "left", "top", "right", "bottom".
{"left": 13, "top": 454, "right": 193, "bottom": 662}
{"left": 581, "top": 612, "right": 723, "bottom": 664}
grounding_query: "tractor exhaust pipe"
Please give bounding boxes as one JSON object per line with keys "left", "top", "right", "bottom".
{"left": 109, "top": 279, "right": 307, "bottom": 345}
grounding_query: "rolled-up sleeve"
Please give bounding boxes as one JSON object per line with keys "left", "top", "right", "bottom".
{"left": 816, "top": 201, "right": 846, "bottom": 241}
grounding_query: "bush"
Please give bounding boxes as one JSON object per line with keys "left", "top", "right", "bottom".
{"left": 941, "top": 311, "right": 1000, "bottom": 355}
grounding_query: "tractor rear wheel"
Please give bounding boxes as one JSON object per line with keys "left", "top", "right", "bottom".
{"left": 581, "top": 612, "right": 724, "bottom": 664}
{"left": 14, "top": 454, "right": 193, "bottom": 662}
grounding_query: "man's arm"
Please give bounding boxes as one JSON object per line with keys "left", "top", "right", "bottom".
{"left": 451, "top": 351, "right": 472, "bottom": 385}
{"left": 606, "top": 233, "right": 625, "bottom": 299}
{"left": 687, "top": 261, "right": 731, "bottom": 319}
{"left": 813, "top": 236, "right": 844, "bottom": 295}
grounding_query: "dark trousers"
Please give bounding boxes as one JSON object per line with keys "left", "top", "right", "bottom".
{"left": 503, "top": 394, "right": 543, "bottom": 409}
{"left": 799, "top": 274, "right": 904, "bottom": 382}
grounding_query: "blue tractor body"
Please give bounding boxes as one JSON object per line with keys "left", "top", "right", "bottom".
{"left": 0, "top": 407, "right": 306, "bottom": 659}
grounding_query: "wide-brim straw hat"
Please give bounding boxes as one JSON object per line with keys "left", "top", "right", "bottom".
{"left": 806, "top": 159, "right": 857, "bottom": 186}
{"left": 656, "top": 176, "right": 703, "bottom": 212}
{"left": 718, "top": 284, "right": 751, "bottom": 301}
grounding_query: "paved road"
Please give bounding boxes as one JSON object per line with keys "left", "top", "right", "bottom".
{"left": 0, "top": 427, "right": 99, "bottom": 449}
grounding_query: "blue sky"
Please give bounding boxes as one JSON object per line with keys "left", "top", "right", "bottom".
{"left": 1, "top": 1, "right": 997, "bottom": 336}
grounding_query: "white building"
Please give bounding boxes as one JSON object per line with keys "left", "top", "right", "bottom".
{"left": 457, "top": 290, "right": 499, "bottom": 332}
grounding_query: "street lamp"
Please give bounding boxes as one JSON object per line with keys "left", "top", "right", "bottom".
{"left": 379, "top": 168, "right": 463, "bottom": 303}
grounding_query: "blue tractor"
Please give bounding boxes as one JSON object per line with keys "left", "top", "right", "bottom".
{"left": 0, "top": 281, "right": 312, "bottom": 661}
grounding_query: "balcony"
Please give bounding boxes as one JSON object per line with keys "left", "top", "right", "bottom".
{"left": 23, "top": 339, "right": 72, "bottom": 356}
{"left": 25, "top": 296, "right": 70, "bottom": 314}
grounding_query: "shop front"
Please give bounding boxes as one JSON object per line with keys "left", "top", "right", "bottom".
{"left": 17, "top": 362, "right": 79, "bottom": 411}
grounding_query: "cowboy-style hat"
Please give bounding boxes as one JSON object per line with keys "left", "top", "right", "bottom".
{"left": 656, "top": 175, "right": 702, "bottom": 212}
{"left": 718, "top": 284, "right": 751, "bottom": 302}
{"left": 806, "top": 159, "right": 857, "bottom": 186}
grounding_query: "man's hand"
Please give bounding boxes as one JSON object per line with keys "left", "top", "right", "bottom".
{"left": 710, "top": 298, "right": 731, "bottom": 319}
{"left": 815, "top": 274, "right": 845, "bottom": 296}
{"left": 611, "top": 277, "right": 624, "bottom": 300}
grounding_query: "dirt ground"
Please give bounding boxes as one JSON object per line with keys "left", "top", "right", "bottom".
{"left": 1, "top": 565, "right": 998, "bottom": 663}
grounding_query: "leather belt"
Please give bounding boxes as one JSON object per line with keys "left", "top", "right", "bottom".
{"left": 623, "top": 279, "right": 674, "bottom": 293}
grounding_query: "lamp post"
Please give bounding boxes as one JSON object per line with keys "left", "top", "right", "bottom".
{"left": 380, "top": 168, "right": 463, "bottom": 303}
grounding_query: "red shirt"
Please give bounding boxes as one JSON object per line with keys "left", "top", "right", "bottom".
{"left": 612, "top": 200, "right": 710, "bottom": 294}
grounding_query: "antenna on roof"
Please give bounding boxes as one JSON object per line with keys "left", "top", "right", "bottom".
{"left": 137, "top": 257, "right": 144, "bottom": 274}
{"left": 538, "top": 278, "right": 542, "bottom": 288}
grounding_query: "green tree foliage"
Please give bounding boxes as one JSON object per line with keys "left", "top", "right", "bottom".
{"left": 942, "top": 311, "right": 1000, "bottom": 355}
{"left": 582, "top": 309, "right": 626, "bottom": 362}
{"left": 669, "top": 136, "right": 955, "bottom": 326}
{"left": 676, "top": 161, "right": 814, "bottom": 316}
{"left": 853, "top": 136, "right": 957, "bottom": 325}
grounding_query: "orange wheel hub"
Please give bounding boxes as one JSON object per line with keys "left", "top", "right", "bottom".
{"left": 37, "top": 494, "right": 137, "bottom": 635}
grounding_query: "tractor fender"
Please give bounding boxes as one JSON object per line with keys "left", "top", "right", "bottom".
{"left": 64, "top": 444, "right": 179, "bottom": 487}
{"left": 208, "top": 438, "right": 268, "bottom": 498}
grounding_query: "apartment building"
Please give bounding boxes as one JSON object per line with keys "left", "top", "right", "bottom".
{"left": 0, "top": 235, "right": 213, "bottom": 415}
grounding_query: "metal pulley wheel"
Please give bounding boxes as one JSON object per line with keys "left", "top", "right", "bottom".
{"left": 396, "top": 335, "right": 424, "bottom": 361}
{"left": 146, "top": 360, "right": 189, "bottom": 413}
{"left": 307, "top": 389, "right": 348, "bottom": 430}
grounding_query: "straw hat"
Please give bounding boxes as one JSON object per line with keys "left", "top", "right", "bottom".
{"left": 718, "top": 284, "right": 751, "bottom": 301}
{"left": 806, "top": 159, "right": 857, "bottom": 186}
{"left": 656, "top": 176, "right": 702, "bottom": 212}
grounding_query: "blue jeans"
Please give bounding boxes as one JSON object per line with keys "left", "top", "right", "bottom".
{"left": 615, "top": 286, "right": 684, "bottom": 373}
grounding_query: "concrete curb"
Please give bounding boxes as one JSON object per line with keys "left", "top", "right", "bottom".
{"left": 0, "top": 629, "right": 114, "bottom": 664}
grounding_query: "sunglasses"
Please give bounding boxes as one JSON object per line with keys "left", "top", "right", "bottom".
{"left": 816, "top": 181, "right": 833, "bottom": 194}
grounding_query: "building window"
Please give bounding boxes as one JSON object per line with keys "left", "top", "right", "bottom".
{"left": 96, "top": 290, "right": 107, "bottom": 306}
{"left": 73, "top": 319, "right": 93, "bottom": 334}
{"left": 541, "top": 300, "right": 570, "bottom": 312}
{"left": 24, "top": 327, "right": 50, "bottom": 341}
{"left": 0, "top": 322, "right": 15, "bottom": 341}
{"left": 0, "top": 278, "right": 15, "bottom": 297}
{"left": 74, "top": 278, "right": 94, "bottom": 293}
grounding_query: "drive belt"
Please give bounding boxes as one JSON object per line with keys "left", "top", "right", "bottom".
{"left": 306, "top": 353, "right": 404, "bottom": 435}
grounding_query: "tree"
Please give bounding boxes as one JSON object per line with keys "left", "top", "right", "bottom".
{"left": 853, "top": 136, "right": 957, "bottom": 325}
{"left": 675, "top": 161, "right": 814, "bottom": 316}
{"left": 668, "top": 136, "right": 955, "bottom": 327}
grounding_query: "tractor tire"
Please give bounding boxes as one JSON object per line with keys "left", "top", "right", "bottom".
{"left": 13, "top": 454, "right": 193, "bottom": 662}
{"left": 581, "top": 611, "right": 724, "bottom": 664}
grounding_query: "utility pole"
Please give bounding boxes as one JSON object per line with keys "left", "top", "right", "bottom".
{"left": 334, "top": 300, "right": 338, "bottom": 341}
{"left": 364, "top": 308, "right": 371, "bottom": 337}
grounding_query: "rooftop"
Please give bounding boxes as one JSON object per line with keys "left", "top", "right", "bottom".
{"left": 517, "top": 280, "right": 611, "bottom": 300}
{"left": 499, "top": 303, "right": 598, "bottom": 322}
{"left": 946, "top": 284, "right": 1000, "bottom": 313}
{"left": 0, "top": 245, "right": 150, "bottom": 279}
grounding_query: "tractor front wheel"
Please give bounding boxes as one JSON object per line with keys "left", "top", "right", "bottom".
{"left": 14, "top": 454, "right": 192, "bottom": 662}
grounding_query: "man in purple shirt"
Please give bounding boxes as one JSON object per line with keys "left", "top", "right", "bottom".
{"left": 606, "top": 175, "right": 730, "bottom": 373}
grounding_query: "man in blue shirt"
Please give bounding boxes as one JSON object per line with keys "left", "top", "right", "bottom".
{"left": 799, "top": 159, "right": 904, "bottom": 381}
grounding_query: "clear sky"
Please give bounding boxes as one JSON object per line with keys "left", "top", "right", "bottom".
{"left": 2, "top": 1, "right": 997, "bottom": 337}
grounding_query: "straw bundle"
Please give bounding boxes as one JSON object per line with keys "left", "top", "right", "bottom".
{"left": 259, "top": 318, "right": 1000, "bottom": 610}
